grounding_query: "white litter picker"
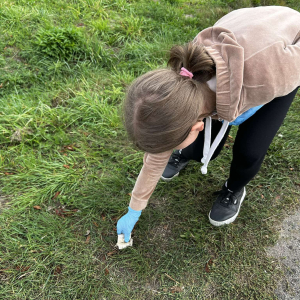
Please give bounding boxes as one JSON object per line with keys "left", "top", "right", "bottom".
{"left": 116, "top": 234, "right": 133, "bottom": 250}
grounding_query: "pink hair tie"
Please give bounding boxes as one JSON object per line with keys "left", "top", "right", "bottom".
{"left": 180, "top": 67, "right": 193, "bottom": 79}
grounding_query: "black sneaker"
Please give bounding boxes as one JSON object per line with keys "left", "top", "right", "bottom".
{"left": 209, "top": 184, "right": 246, "bottom": 226}
{"left": 161, "top": 150, "right": 190, "bottom": 181}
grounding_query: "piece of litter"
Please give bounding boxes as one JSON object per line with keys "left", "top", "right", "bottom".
{"left": 278, "top": 134, "right": 283, "bottom": 138}
{"left": 116, "top": 234, "right": 133, "bottom": 250}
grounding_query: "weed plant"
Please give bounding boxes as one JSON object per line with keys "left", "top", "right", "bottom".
{"left": 0, "top": 0, "right": 299, "bottom": 299}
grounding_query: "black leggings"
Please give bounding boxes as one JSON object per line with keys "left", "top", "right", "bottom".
{"left": 181, "top": 87, "right": 299, "bottom": 192}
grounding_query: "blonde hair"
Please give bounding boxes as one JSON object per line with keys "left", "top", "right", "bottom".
{"left": 123, "top": 42, "right": 215, "bottom": 153}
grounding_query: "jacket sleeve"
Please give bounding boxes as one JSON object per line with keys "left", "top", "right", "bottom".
{"left": 129, "top": 150, "right": 172, "bottom": 211}
{"left": 243, "top": 38, "right": 300, "bottom": 106}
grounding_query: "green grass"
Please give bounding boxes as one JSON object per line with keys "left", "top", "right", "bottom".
{"left": 0, "top": 0, "right": 299, "bottom": 299}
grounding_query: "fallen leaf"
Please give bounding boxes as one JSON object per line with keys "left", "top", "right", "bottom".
{"left": 52, "top": 191, "right": 60, "bottom": 199}
{"left": 66, "top": 145, "right": 75, "bottom": 151}
{"left": 0, "top": 83, "right": 3, "bottom": 88}
{"left": 54, "top": 207, "right": 78, "bottom": 218}
{"left": 261, "top": 194, "right": 264, "bottom": 199}
{"left": 4, "top": 172, "right": 13, "bottom": 175}
{"left": 105, "top": 268, "right": 109, "bottom": 276}
{"left": 85, "top": 230, "right": 90, "bottom": 236}
{"left": 16, "top": 266, "right": 30, "bottom": 272}
{"left": 170, "top": 286, "right": 183, "bottom": 293}
{"left": 228, "top": 135, "right": 233, "bottom": 139}
{"left": 205, "top": 264, "right": 211, "bottom": 273}
{"left": 85, "top": 235, "right": 91, "bottom": 244}
{"left": 224, "top": 144, "right": 230, "bottom": 148}
{"left": 128, "top": 193, "right": 132, "bottom": 197}
{"left": 257, "top": 185, "right": 263, "bottom": 188}
{"left": 55, "top": 208, "right": 65, "bottom": 218}
{"left": 54, "top": 266, "right": 62, "bottom": 275}
{"left": 205, "top": 260, "right": 214, "bottom": 273}
{"left": 93, "top": 222, "right": 99, "bottom": 227}
{"left": 289, "top": 168, "right": 294, "bottom": 171}
{"left": 63, "top": 165, "right": 70, "bottom": 169}
{"left": 33, "top": 206, "right": 41, "bottom": 210}
{"left": 107, "top": 250, "right": 117, "bottom": 257}
{"left": 275, "top": 195, "right": 280, "bottom": 200}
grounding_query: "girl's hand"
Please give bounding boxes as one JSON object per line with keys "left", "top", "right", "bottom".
{"left": 117, "top": 207, "right": 142, "bottom": 242}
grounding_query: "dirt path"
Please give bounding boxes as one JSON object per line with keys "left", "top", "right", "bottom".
{"left": 267, "top": 209, "right": 300, "bottom": 299}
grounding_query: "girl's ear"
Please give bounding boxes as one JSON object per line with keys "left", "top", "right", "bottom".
{"left": 191, "top": 121, "right": 204, "bottom": 132}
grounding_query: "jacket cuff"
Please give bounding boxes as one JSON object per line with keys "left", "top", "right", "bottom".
{"left": 129, "top": 197, "right": 147, "bottom": 211}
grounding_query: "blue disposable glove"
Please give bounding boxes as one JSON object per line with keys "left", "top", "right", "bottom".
{"left": 117, "top": 206, "right": 142, "bottom": 242}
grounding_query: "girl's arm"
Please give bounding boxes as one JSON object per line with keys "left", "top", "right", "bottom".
{"left": 129, "top": 150, "right": 173, "bottom": 210}
{"left": 117, "top": 150, "right": 172, "bottom": 243}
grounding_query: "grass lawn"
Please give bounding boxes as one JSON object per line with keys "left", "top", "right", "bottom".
{"left": 0, "top": 0, "right": 299, "bottom": 299}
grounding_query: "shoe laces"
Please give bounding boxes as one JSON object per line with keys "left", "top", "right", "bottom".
{"left": 214, "top": 188, "right": 238, "bottom": 207}
{"left": 169, "top": 152, "right": 183, "bottom": 167}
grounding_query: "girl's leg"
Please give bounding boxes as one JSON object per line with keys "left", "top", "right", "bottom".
{"left": 209, "top": 87, "right": 298, "bottom": 226}
{"left": 227, "top": 87, "right": 299, "bottom": 191}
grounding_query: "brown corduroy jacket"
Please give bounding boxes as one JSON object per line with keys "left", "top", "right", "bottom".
{"left": 129, "top": 6, "right": 300, "bottom": 211}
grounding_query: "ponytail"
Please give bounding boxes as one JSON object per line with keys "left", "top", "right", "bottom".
{"left": 168, "top": 42, "right": 215, "bottom": 82}
{"left": 123, "top": 42, "right": 216, "bottom": 153}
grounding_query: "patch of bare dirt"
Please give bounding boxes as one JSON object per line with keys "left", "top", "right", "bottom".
{"left": 267, "top": 208, "right": 300, "bottom": 300}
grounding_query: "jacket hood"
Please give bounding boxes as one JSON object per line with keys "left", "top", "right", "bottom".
{"left": 194, "top": 6, "right": 300, "bottom": 122}
{"left": 194, "top": 27, "right": 244, "bottom": 122}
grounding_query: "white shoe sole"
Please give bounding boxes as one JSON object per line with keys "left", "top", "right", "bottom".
{"left": 160, "top": 172, "right": 179, "bottom": 182}
{"left": 208, "top": 188, "right": 246, "bottom": 227}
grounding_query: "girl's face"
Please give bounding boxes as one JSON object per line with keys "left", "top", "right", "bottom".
{"left": 175, "top": 121, "right": 204, "bottom": 150}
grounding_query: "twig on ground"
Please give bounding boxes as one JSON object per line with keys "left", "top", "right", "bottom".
{"left": 165, "top": 273, "right": 180, "bottom": 285}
